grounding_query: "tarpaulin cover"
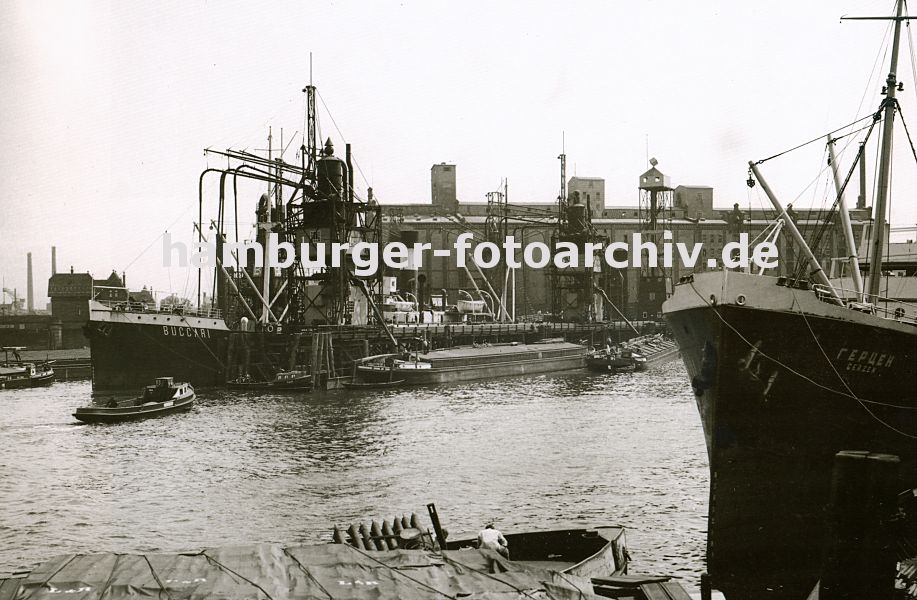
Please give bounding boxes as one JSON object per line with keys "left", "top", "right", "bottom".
{"left": 0, "top": 543, "right": 603, "bottom": 600}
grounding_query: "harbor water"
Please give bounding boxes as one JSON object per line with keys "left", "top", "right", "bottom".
{"left": 0, "top": 361, "right": 708, "bottom": 589}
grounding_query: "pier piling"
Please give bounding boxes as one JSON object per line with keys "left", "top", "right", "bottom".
{"left": 819, "top": 450, "right": 900, "bottom": 599}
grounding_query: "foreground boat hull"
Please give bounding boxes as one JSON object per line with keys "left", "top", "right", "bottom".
{"left": 448, "top": 526, "right": 627, "bottom": 578}
{"left": 664, "top": 271, "right": 917, "bottom": 600}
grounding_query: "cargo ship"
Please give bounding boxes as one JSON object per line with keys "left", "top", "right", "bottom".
{"left": 83, "top": 84, "right": 403, "bottom": 390}
{"left": 85, "top": 299, "right": 229, "bottom": 389}
{"left": 663, "top": 4, "right": 917, "bottom": 598}
{"left": 85, "top": 84, "right": 617, "bottom": 390}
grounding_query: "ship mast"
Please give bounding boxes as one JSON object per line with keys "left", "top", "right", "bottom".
{"left": 847, "top": 0, "right": 906, "bottom": 302}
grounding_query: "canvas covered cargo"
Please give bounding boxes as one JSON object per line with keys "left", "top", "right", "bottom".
{"left": 0, "top": 542, "right": 613, "bottom": 600}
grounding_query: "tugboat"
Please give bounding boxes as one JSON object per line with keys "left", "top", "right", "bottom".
{"left": 0, "top": 347, "right": 55, "bottom": 389}
{"left": 73, "top": 377, "right": 195, "bottom": 424}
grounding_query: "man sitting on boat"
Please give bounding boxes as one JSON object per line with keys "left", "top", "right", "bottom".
{"left": 477, "top": 524, "right": 509, "bottom": 558}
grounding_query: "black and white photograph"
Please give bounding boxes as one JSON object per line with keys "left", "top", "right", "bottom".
{"left": 2, "top": 1, "right": 917, "bottom": 598}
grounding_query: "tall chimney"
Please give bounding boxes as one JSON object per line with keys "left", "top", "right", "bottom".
{"left": 51, "top": 246, "right": 57, "bottom": 275}
{"left": 27, "top": 252, "right": 34, "bottom": 313}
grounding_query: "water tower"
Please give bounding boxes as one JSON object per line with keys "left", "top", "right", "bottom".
{"left": 636, "top": 159, "right": 674, "bottom": 319}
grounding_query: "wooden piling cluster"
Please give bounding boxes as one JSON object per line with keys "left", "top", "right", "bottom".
{"left": 819, "top": 450, "right": 902, "bottom": 600}
{"left": 310, "top": 332, "right": 335, "bottom": 389}
{"left": 224, "top": 330, "right": 366, "bottom": 388}
{"left": 332, "top": 513, "right": 429, "bottom": 551}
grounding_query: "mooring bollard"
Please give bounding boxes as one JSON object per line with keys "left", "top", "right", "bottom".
{"left": 820, "top": 450, "right": 900, "bottom": 600}
{"left": 699, "top": 573, "right": 713, "bottom": 600}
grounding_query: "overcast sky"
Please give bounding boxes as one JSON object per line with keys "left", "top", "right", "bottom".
{"left": 2, "top": 0, "right": 914, "bottom": 306}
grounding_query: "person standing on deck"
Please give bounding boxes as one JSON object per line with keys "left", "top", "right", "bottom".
{"left": 477, "top": 524, "right": 509, "bottom": 558}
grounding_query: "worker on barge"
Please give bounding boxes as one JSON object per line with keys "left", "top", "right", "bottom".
{"left": 477, "top": 524, "right": 509, "bottom": 558}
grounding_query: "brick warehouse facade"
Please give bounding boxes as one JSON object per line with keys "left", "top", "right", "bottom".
{"left": 377, "top": 164, "right": 872, "bottom": 321}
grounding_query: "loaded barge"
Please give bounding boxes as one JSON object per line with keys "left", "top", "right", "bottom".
{"left": 0, "top": 507, "right": 695, "bottom": 600}
{"left": 0, "top": 538, "right": 691, "bottom": 600}
{"left": 586, "top": 334, "right": 679, "bottom": 374}
{"left": 354, "top": 340, "right": 586, "bottom": 385}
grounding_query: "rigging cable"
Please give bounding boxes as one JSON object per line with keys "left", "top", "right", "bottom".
{"left": 140, "top": 554, "right": 176, "bottom": 600}
{"left": 23, "top": 554, "right": 78, "bottom": 600}
{"left": 686, "top": 281, "right": 917, "bottom": 415}
{"left": 846, "top": 15, "right": 894, "bottom": 137}
{"left": 93, "top": 554, "right": 123, "bottom": 600}
{"left": 907, "top": 3, "right": 917, "bottom": 102}
{"left": 279, "top": 548, "right": 334, "bottom": 599}
{"left": 753, "top": 114, "right": 875, "bottom": 165}
{"left": 894, "top": 100, "right": 917, "bottom": 166}
{"left": 795, "top": 116, "right": 881, "bottom": 281}
{"left": 788, "top": 286, "right": 917, "bottom": 440}
{"left": 316, "top": 89, "right": 372, "bottom": 190}
{"left": 342, "top": 544, "right": 457, "bottom": 599}
{"left": 886, "top": 142, "right": 894, "bottom": 303}
{"left": 197, "top": 550, "right": 277, "bottom": 600}
{"left": 439, "top": 552, "right": 546, "bottom": 600}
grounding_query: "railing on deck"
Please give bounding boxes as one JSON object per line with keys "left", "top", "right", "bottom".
{"left": 812, "top": 282, "right": 917, "bottom": 326}
{"left": 91, "top": 286, "right": 222, "bottom": 319}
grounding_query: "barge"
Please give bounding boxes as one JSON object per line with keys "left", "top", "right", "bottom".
{"left": 0, "top": 347, "right": 54, "bottom": 389}
{"left": 586, "top": 334, "right": 678, "bottom": 373}
{"left": 0, "top": 535, "right": 691, "bottom": 600}
{"left": 354, "top": 340, "right": 587, "bottom": 386}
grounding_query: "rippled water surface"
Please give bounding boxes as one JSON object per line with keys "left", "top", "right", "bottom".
{"left": 0, "top": 361, "right": 708, "bottom": 589}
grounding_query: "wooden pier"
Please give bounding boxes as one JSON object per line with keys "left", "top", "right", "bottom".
{"left": 222, "top": 320, "right": 660, "bottom": 389}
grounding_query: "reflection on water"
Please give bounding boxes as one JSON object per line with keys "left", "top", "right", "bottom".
{"left": 0, "top": 362, "right": 708, "bottom": 589}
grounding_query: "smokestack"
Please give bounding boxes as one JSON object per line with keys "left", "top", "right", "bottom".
{"left": 51, "top": 246, "right": 57, "bottom": 275}
{"left": 27, "top": 252, "right": 34, "bottom": 313}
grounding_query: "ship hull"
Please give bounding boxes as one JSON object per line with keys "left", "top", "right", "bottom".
{"left": 86, "top": 302, "right": 230, "bottom": 390}
{"left": 663, "top": 271, "right": 917, "bottom": 600}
